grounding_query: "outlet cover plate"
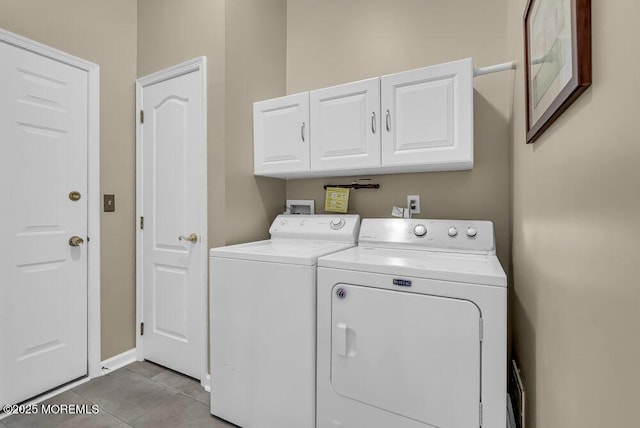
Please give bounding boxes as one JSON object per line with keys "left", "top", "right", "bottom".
{"left": 407, "top": 194, "right": 420, "bottom": 214}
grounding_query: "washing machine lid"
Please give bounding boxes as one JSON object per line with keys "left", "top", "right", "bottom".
{"left": 318, "top": 246, "right": 507, "bottom": 287}
{"left": 210, "top": 240, "right": 356, "bottom": 266}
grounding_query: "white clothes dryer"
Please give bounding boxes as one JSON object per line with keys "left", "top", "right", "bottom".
{"left": 316, "top": 218, "right": 507, "bottom": 428}
{"left": 210, "top": 214, "right": 360, "bottom": 428}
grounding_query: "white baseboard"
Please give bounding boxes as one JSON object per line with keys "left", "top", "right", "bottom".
{"left": 202, "top": 373, "right": 211, "bottom": 392}
{"left": 101, "top": 348, "right": 137, "bottom": 374}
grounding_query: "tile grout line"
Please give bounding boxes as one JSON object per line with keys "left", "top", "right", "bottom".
{"left": 127, "top": 393, "right": 177, "bottom": 427}
{"left": 66, "top": 390, "right": 134, "bottom": 428}
{"left": 128, "top": 374, "right": 209, "bottom": 426}
{"left": 3, "top": 363, "right": 211, "bottom": 428}
{"left": 73, "top": 367, "right": 170, "bottom": 427}
{"left": 125, "top": 374, "right": 180, "bottom": 427}
{"left": 141, "top": 363, "right": 209, "bottom": 403}
{"left": 148, "top": 378, "right": 208, "bottom": 403}
{"left": 89, "top": 363, "right": 210, "bottom": 426}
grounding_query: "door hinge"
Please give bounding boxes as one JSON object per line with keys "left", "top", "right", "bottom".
{"left": 140, "top": 322, "right": 144, "bottom": 336}
{"left": 479, "top": 318, "right": 484, "bottom": 342}
{"left": 139, "top": 109, "right": 144, "bottom": 124}
{"left": 479, "top": 402, "right": 483, "bottom": 426}
{"left": 140, "top": 216, "right": 144, "bottom": 230}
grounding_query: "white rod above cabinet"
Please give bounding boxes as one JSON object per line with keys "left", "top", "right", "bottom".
{"left": 473, "top": 61, "right": 515, "bottom": 77}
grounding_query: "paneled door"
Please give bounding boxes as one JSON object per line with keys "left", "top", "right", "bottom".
{"left": 253, "top": 92, "right": 310, "bottom": 177}
{"left": 0, "top": 38, "right": 89, "bottom": 404}
{"left": 138, "top": 59, "right": 206, "bottom": 380}
{"left": 310, "top": 78, "right": 380, "bottom": 172}
{"left": 381, "top": 58, "right": 473, "bottom": 169}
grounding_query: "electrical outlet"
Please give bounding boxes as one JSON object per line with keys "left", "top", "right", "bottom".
{"left": 407, "top": 195, "right": 420, "bottom": 214}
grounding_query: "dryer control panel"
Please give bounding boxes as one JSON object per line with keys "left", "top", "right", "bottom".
{"left": 358, "top": 218, "right": 495, "bottom": 254}
{"left": 269, "top": 214, "right": 360, "bottom": 243}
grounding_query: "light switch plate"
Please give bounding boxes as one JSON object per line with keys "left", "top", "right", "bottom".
{"left": 104, "top": 194, "right": 115, "bottom": 212}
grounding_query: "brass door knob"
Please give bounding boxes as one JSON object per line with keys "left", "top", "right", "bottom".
{"left": 69, "top": 236, "right": 84, "bottom": 247}
{"left": 178, "top": 233, "right": 198, "bottom": 243}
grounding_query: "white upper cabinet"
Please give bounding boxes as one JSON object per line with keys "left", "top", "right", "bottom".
{"left": 310, "top": 78, "right": 381, "bottom": 172}
{"left": 253, "top": 92, "right": 310, "bottom": 176}
{"left": 253, "top": 58, "right": 474, "bottom": 178}
{"left": 381, "top": 58, "right": 473, "bottom": 171}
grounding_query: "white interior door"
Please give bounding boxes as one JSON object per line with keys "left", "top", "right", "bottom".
{"left": 0, "top": 40, "right": 89, "bottom": 405}
{"left": 139, "top": 60, "right": 206, "bottom": 380}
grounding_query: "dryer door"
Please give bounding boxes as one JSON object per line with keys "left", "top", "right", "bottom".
{"left": 331, "top": 283, "right": 481, "bottom": 427}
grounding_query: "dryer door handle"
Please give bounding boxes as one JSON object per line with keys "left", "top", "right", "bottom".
{"left": 336, "top": 323, "right": 348, "bottom": 357}
{"left": 335, "top": 323, "right": 357, "bottom": 358}
{"left": 336, "top": 322, "right": 347, "bottom": 357}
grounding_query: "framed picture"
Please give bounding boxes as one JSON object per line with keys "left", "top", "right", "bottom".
{"left": 524, "top": 0, "right": 591, "bottom": 144}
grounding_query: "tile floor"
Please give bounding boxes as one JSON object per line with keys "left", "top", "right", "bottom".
{"left": 1, "top": 361, "right": 236, "bottom": 428}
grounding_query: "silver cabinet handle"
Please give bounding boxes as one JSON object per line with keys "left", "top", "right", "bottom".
{"left": 371, "top": 112, "right": 376, "bottom": 134}
{"left": 179, "top": 233, "right": 198, "bottom": 243}
{"left": 385, "top": 109, "right": 391, "bottom": 132}
{"left": 301, "top": 122, "right": 306, "bottom": 142}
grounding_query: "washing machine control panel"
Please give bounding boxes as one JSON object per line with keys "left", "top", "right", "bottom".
{"left": 358, "top": 219, "right": 496, "bottom": 253}
{"left": 413, "top": 224, "right": 427, "bottom": 236}
{"left": 330, "top": 218, "right": 346, "bottom": 230}
{"left": 269, "top": 214, "right": 360, "bottom": 243}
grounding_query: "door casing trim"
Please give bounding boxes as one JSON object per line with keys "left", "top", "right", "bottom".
{"left": 0, "top": 27, "right": 101, "bottom": 381}
{"left": 135, "top": 57, "right": 208, "bottom": 386}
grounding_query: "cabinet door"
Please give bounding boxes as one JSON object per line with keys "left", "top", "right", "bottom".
{"left": 310, "top": 78, "right": 380, "bottom": 171}
{"left": 253, "top": 92, "right": 309, "bottom": 176}
{"left": 381, "top": 58, "right": 473, "bottom": 169}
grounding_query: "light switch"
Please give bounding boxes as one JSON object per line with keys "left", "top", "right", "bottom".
{"left": 104, "top": 194, "right": 115, "bottom": 212}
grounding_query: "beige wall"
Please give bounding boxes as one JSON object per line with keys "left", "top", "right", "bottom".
{"left": 508, "top": 0, "right": 640, "bottom": 426}
{"left": 138, "top": 0, "right": 287, "bottom": 248}
{"left": 286, "top": 0, "right": 512, "bottom": 270}
{"left": 0, "top": 0, "right": 138, "bottom": 359}
{"left": 138, "top": 0, "right": 227, "bottom": 252}
{"left": 225, "top": 0, "right": 287, "bottom": 245}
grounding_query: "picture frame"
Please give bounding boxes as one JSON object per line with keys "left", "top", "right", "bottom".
{"left": 524, "top": 0, "right": 591, "bottom": 144}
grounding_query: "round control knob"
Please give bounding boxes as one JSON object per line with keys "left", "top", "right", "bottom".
{"left": 448, "top": 227, "right": 458, "bottom": 237}
{"left": 413, "top": 224, "right": 427, "bottom": 237}
{"left": 466, "top": 227, "right": 477, "bottom": 238}
{"left": 330, "top": 218, "right": 345, "bottom": 230}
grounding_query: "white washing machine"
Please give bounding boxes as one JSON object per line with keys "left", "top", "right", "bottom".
{"left": 317, "top": 218, "right": 507, "bottom": 428}
{"left": 210, "top": 214, "right": 360, "bottom": 428}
